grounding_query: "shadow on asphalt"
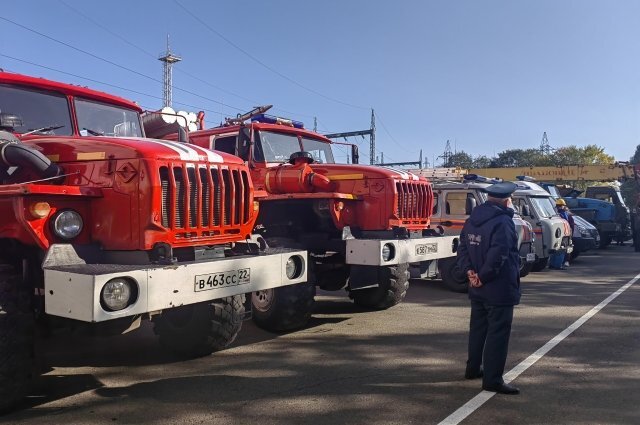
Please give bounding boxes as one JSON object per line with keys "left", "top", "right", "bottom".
{"left": 4, "top": 245, "right": 638, "bottom": 422}
{"left": 14, "top": 301, "right": 353, "bottom": 413}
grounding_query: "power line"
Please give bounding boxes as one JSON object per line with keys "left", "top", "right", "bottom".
{"left": 0, "top": 15, "right": 247, "bottom": 113}
{"left": 56, "top": 0, "right": 314, "bottom": 121}
{"left": 172, "top": 0, "right": 369, "bottom": 111}
{"left": 374, "top": 111, "right": 416, "bottom": 153}
{"left": 0, "top": 53, "right": 228, "bottom": 118}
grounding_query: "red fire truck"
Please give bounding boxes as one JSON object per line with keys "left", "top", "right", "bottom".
{"left": 167, "top": 107, "right": 458, "bottom": 332}
{"left": 0, "top": 73, "right": 307, "bottom": 410}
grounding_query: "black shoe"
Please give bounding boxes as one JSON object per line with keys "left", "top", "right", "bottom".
{"left": 482, "top": 383, "right": 520, "bottom": 395}
{"left": 464, "top": 367, "right": 483, "bottom": 379}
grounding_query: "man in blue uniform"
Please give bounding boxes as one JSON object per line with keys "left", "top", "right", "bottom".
{"left": 456, "top": 181, "right": 522, "bottom": 395}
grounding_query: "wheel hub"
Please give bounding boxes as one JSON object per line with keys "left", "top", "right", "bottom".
{"left": 251, "top": 289, "right": 274, "bottom": 312}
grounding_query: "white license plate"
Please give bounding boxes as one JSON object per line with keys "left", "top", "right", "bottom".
{"left": 526, "top": 253, "right": 536, "bottom": 262}
{"left": 194, "top": 268, "right": 251, "bottom": 292}
{"left": 416, "top": 243, "right": 438, "bottom": 256}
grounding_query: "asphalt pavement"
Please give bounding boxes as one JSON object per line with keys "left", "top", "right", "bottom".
{"left": 3, "top": 245, "right": 639, "bottom": 424}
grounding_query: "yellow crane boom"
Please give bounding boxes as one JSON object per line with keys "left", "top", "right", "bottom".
{"left": 466, "top": 164, "right": 635, "bottom": 182}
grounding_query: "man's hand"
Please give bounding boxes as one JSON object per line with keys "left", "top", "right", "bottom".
{"left": 467, "top": 270, "right": 483, "bottom": 288}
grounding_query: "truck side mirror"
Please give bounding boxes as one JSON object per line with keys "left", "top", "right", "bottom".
{"left": 178, "top": 126, "right": 188, "bottom": 144}
{"left": 521, "top": 204, "right": 531, "bottom": 217}
{"left": 238, "top": 128, "right": 251, "bottom": 160}
{"left": 351, "top": 144, "right": 359, "bottom": 164}
{"left": 465, "top": 197, "right": 477, "bottom": 215}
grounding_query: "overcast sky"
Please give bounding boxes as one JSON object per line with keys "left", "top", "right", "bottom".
{"left": 1, "top": 0, "right": 639, "bottom": 164}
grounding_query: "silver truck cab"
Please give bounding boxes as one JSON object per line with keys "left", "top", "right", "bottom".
{"left": 512, "top": 181, "right": 572, "bottom": 271}
{"left": 429, "top": 176, "right": 536, "bottom": 292}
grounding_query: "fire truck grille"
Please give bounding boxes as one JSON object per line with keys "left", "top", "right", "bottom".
{"left": 159, "top": 165, "right": 251, "bottom": 232}
{"left": 395, "top": 181, "right": 433, "bottom": 220}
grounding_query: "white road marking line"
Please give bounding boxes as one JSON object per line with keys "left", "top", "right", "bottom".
{"left": 438, "top": 272, "right": 640, "bottom": 425}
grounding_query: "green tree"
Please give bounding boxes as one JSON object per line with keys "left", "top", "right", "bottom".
{"left": 490, "top": 148, "right": 547, "bottom": 167}
{"left": 472, "top": 155, "right": 492, "bottom": 168}
{"left": 552, "top": 144, "right": 614, "bottom": 166}
{"left": 630, "top": 144, "right": 640, "bottom": 164}
{"left": 445, "top": 151, "right": 474, "bottom": 169}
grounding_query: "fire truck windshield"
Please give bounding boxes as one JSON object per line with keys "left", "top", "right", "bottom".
{"left": 301, "top": 137, "right": 335, "bottom": 164}
{"left": 0, "top": 84, "right": 72, "bottom": 135}
{"left": 256, "top": 131, "right": 335, "bottom": 164}
{"left": 75, "top": 98, "right": 142, "bottom": 137}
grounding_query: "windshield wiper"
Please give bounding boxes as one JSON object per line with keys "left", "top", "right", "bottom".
{"left": 82, "top": 127, "right": 104, "bottom": 136}
{"left": 24, "top": 124, "right": 65, "bottom": 135}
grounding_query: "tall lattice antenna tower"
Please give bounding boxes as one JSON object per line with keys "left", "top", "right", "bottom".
{"left": 539, "top": 131, "right": 553, "bottom": 155}
{"left": 158, "top": 35, "right": 182, "bottom": 108}
{"left": 438, "top": 140, "right": 453, "bottom": 166}
{"left": 370, "top": 109, "right": 376, "bottom": 165}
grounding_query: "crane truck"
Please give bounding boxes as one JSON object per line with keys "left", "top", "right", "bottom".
{"left": 0, "top": 73, "right": 308, "bottom": 410}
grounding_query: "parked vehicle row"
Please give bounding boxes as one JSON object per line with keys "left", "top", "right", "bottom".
{"left": 0, "top": 70, "right": 609, "bottom": 412}
{"left": 0, "top": 72, "right": 459, "bottom": 410}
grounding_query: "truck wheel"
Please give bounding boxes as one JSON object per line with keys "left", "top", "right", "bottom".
{"left": 599, "top": 235, "right": 612, "bottom": 248}
{"left": 0, "top": 265, "right": 34, "bottom": 411}
{"left": 438, "top": 257, "right": 469, "bottom": 293}
{"left": 520, "top": 262, "right": 534, "bottom": 278}
{"left": 317, "top": 267, "right": 350, "bottom": 291}
{"left": 251, "top": 282, "right": 316, "bottom": 332}
{"left": 154, "top": 295, "right": 244, "bottom": 358}
{"left": 531, "top": 257, "right": 549, "bottom": 272}
{"left": 350, "top": 263, "right": 410, "bottom": 309}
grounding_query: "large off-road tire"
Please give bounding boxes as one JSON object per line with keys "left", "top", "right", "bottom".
{"left": 317, "top": 266, "right": 350, "bottom": 291}
{"left": 349, "top": 263, "right": 410, "bottom": 309}
{"left": 599, "top": 235, "right": 612, "bottom": 249}
{"left": 153, "top": 295, "right": 244, "bottom": 358}
{"left": 531, "top": 257, "right": 549, "bottom": 272}
{"left": 519, "top": 262, "right": 533, "bottom": 278}
{"left": 0, "top": 265, "right": 34, "bottom": 412}
{"left": 251, "top": 282, "right": 316, "bottom": 332}
{"left": 438, "top": 257, "right": 469, "bottom": 293}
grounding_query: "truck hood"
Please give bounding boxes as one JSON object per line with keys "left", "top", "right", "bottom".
{"left": 310, "top": 163, "right": 421, "bottom": 181}
{"left": 21, "top": 136, "right": 242, "bottom": 164}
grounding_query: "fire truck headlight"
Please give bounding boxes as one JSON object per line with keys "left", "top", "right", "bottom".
{"left": 382, "top": 243, "right": 395, "bottom": 261}
{"left": 52, "top": 210, "right": 83, "bottom": 240}
{"left": 101, "top": 278, "right": 136, "bottom": 311}
{"left": 285, "top": 255, "right": 304, "bottom": 279}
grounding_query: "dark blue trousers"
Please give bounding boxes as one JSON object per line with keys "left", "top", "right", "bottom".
{"left": 467, "top": 300, "right": 514, "bottom": 387}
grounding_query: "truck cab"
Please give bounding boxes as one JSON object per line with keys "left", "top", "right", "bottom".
{"left": 0, "top": 73, "right": 307, "bottom": 410}
{"left": 584, "top": 185, "right": 631, "bottom": 245}
{"left": 512, "top": 181, "right": 572, "bottom": 271}
{"left": 171, "top": 108, "right": 458, "bottom": 325}
{"left": 428, "top": 175, "right": 536, "bottom": 291}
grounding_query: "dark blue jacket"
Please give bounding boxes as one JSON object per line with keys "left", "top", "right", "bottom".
{"left": 456, "top": 201, "right": 521, "bottom": 306}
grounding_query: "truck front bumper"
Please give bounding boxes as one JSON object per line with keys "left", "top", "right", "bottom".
{"left": 519, "top": 242, "right": 536, "bottom": 263}
{"left": 344, "top": 235, "right": 458, "bottom": 266}
{"left": 43, "top": 244, "right": 307, "bottom": 323}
